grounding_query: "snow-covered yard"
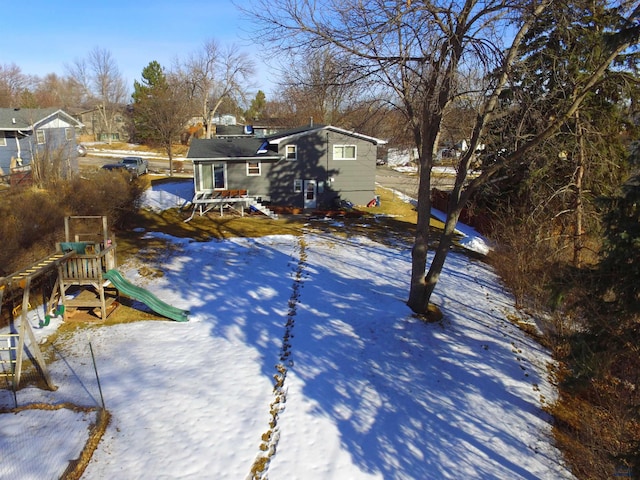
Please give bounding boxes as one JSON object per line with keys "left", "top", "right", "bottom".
{"left": 0, "top": 182, "right": 573, "bottom": 479}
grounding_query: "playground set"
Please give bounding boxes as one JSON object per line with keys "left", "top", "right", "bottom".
{"left": 0, "top": 216, "right": 189, "bottom": 392}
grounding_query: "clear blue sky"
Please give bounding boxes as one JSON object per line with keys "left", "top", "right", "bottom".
{"left": 2, "top": 1, "right": 275, "bottom": 96}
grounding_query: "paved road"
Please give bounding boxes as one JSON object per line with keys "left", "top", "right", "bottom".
{"left": 375, "top": 165, "right": 456, "bottom": 198}
{"left": 375, "top": 166, "right": 419, "bottom": 199}
{"left": 79, "top": 153, "right": 192, "bottom": 175}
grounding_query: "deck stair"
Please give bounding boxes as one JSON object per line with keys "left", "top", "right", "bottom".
{"left": 249, "top": 200, "right": 279, "bottom": 219}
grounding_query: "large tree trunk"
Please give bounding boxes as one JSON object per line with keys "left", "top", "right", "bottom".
{"left": 407, "top": 157, "right": 434, "bottom": 313}
{"left": 166, "top": 142, "right": 174, "bottom": 177}
{"left": 410, "top": 134, "right": 477, "bottom": 314}
{"left": 424, "top": 198, "right": 465, "bottom": 304}
{"left": 407, "top": 116, "right": 441, "bottom": 314}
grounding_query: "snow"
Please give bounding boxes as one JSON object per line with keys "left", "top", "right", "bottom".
{"left": 0, "top": 181, "right": 573, "bottom": 479}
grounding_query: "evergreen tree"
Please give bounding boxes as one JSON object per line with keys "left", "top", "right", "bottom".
{"left": 245, "top": 90, "right": 266, "bottom": 122}
{"left": 130, "top": 61, "right": 193, "bottom": 174}
{"left": 599, "top": 170, "right": 640, "bottom": 314}
{"left": 131, "top": 61, "right": 168, "bottom": 143}
{"left": 478, "top": 0, "right": 637, "bottom": 267}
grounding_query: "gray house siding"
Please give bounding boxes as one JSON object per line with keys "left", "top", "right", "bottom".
{"left": 269, "top": 130, "right": 378, "bottom": 207}
{"left": 326, "top": 131, "right": 377, "bottom": 206}
{"left": 193, "top": 159, "right": 279, "bottom": 199}
{"left": 227, "top": 159, "right": 279, "bottom": 200}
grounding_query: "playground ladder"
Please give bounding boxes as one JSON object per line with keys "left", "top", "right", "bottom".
{"left": 0, "top": 334, "right": 18, "bottom": 388}
{"left": 0, "top": 251, "right": 74, "bottom": 391}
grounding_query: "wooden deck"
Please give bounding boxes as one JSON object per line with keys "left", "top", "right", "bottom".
{"left": 186, "top": 189, "right": 252, "bottom": 220}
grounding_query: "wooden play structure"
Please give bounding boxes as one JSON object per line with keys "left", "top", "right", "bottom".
{"left": 0, "top": 216, "right": 118, "bottom": 391}
{"left": 57, "top": 216, "right": 119, "bottom": 321}
{"left": 0, "top": 215, "right": 189, "bottom": 392}
{"left": 0, "top": 251, "right": 75, "bottom": 391}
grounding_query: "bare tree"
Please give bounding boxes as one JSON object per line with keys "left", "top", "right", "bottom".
{"left": 277, "top": 48, "right": 368, "bottom": 126}
{"left": 132, "top": 61, "right": 194, "bottom": 175}
{"left": 66, "top": 47, "right": 128, "bottom": 143}
{"left": 30, "top": 73, "right": 85, "bottom": 109}
{"left": 0, "top": 63, "right": 33, "bottom": 108}
{"left": 176, "top": 39, "right": 255, "bottom": 138}
{"left": 247, "top": 0, "right": 640, "bottom": 315}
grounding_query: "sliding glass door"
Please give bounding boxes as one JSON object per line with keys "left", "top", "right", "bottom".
{"left": 198, "top": 163, "right": 226, "bottom": 191}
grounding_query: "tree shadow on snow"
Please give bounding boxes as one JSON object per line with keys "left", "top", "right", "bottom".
{"left": 171, "top": 233, "right": 558, "bottom": 479}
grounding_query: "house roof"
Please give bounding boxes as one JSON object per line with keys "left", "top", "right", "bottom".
{"left": 0, "top": 108, "right": 83, "bottom": 131}
{"left": 188, "top": 123, "right": 388, "bottom": 162}
{"left": 215, "top": 125, "right": 252, "bottom": 137}
{"left": 187, "top": 137, "right": 280, "bottom": 161}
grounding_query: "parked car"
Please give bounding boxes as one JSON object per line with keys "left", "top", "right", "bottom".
{"left": 77, "top": 144, "right": 87, "bottom": 157}
{"left": 102, "top": 156, "right": 149, "bottom": 177}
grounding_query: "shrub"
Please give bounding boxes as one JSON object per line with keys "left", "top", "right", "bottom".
{"left": 60, "top": 170, "right": 149, "bottom": 229}
{"left": 0, "top": 171, "right": 147, "bottom": 275}
{"left": 0, "top": 188, "right": 65, "bottom": 275}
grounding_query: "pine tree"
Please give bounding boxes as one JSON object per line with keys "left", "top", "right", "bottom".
{"left": 478, "top": 0, "right": 637, "bottom": 267}
{"left": 131, "top": 61, "right": 168, "bottom": 144}
{"left": 245, "top": 90, "right": 266, "bottom": 122}
{"left": 600, "top": 170, "right": 640, "bottom": 314}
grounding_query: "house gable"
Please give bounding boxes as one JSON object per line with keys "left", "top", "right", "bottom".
{"left": 0, "top": 108, "right": 83, "bottom": 177}
{"left": 266, "top": 125, "right": 386, "bottom": 147}
{"left": 0, "top": 108, "right": 82, "bottom": 132}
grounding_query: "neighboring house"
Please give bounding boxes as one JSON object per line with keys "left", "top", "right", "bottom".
{"left": 212, "top": 114, "right": 238, "bottom": 126}
{"left": 72, "top": 105, "right": 129, "bottom": 142}
{"left": 0, "top": 108, "right": 83, "bottom": 179}
{"left": 187, "top": 124, "right": 387, "bottom": 214}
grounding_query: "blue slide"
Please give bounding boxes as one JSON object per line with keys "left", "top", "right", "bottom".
{"left": 104, "top": 269, "right": 189, "bottom": 322}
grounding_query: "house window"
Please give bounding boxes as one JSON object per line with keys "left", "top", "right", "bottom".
{"left": 333, "top": 145, "right": 356, "bottom": 160}
{"left": 293, "top": 179, "right": 303, "bottom": 193}
{"left": 36, "top": 130, "right": 46, "bottom": 144}
{"left": 247, "top": 161, "right": 261, "bottom": 176}
{"left": 0, "top": 132, "right": 6, "bottom": 146}
{"left": 199, "top": 163, "right": 226, "bottom": 190}
{"left": 213, "top": 164, "right": 225, "bottom": 189}
{"left": 65, "top": 128, "right": 74, "bottom": 140}
{"left": 286, "top": 144, "right": 297, "bottom": 160}
{"left": 200, "top": 164, "right": 214, "bottom": 190}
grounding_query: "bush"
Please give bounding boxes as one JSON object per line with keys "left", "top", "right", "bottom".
{"left": 486, "top": 217, "right": 559, "bottom": 311}
{"left": 0, "top": 188, "right": 65, "bottom": 275}
{"left": 60, "top": 170, "right": 149, "bottom": 229}
{"left": 0, "top": 170, "right": 147, "bottom": 276}
{"left": 485, "top": 176, "right": 640, "bottom": 477}
{"left": 549, "top": 175, "right": 640, "bottom": 477}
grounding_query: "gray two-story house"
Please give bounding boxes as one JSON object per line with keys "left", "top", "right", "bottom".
{"left": 187, "top": 124, "right": 387, "bottom": 213}
{"left": 0, "top": 108, "right": 83, "bottom": 179}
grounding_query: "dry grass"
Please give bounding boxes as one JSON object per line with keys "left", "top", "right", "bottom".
{"left": 89, "top": 142, "right": 189, "bottom": 157}
{"left": 96, "top": 180, "right": 447, "bottom": 327}
{"left": 115, "top": 181, "right": 441, "bottom": 264}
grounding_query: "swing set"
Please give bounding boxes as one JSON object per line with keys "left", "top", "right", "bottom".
{"left": 0, "top": 216, "right": 118, "bottom": 392}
